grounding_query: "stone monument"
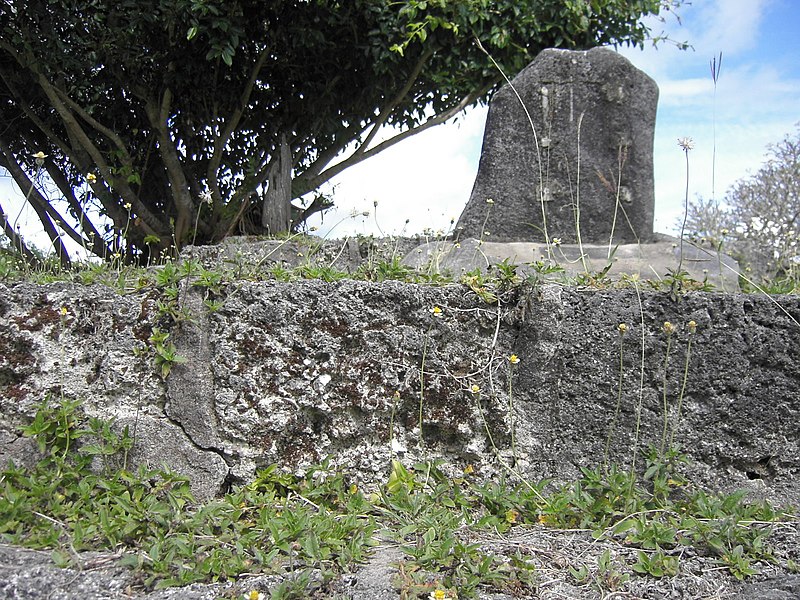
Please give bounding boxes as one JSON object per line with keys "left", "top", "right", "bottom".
{"left": 455, "top": 47, "right": 658, "bottom": 244}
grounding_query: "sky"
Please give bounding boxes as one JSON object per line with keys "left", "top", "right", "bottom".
{"left": 307, "top": 0, "right": 800, "bottom": 238}
{"left": 3, "top": 0, "right": 799, "bottom": 249}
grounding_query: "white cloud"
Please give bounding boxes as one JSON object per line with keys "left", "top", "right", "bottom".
{"left": 688, "top": 0, "right": 771, "bottom": 56}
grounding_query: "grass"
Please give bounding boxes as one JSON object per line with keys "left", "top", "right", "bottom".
{"left": 0, "top": 398, "right": 795, "bottom": 598}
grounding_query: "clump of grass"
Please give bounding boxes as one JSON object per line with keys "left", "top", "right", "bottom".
{"left": 0, "top": 398, "right": 375, "bottom": 592}
{"left": 2, "top": 390, "right": 796, "bottom": 598}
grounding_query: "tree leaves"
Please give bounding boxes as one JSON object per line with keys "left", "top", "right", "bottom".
{"left": 0, "top": 0, "right": 681, "bottom": 262}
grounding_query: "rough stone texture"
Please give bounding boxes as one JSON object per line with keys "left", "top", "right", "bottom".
{"left": 732, "top": 575, "right": 800, "bottom": 599}
{"left": 181, "top": 235, "right": 425, "bottom": 274}
{"left": 1, "top": 276, "right": 800, "bottom": 597}
{"left": 456, "top": 47, "right": 658, "bottom": 244}
{"left": 1, "top": 279, "right": 798, "bottom": 505}
{"left": 404, "top": 235, "right": 741, "bottom": 291}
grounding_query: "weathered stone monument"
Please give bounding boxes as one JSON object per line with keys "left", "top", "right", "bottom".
{"left": 405, "top": 47, "right": 739, "bottom": 289}
{"left": 456, "top": 47, "right": 658, "bottom": 244}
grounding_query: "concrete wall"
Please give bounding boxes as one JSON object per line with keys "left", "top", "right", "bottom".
{"left": 1, "top": 279, "right": 798, "bottom": 505}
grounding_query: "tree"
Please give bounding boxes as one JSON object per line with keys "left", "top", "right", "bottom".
{"left": 0, "top": 0, "right": 682, "bottom": 264}
{"left": 685, "top": 126, "right": 800, "bottom": 281}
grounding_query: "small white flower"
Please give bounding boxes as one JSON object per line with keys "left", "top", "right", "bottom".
{"left": 200, "top": 190, "right": 213, "bottom": 205}
{"left": 677, "top": 137, "right": 695, "bottom": 151}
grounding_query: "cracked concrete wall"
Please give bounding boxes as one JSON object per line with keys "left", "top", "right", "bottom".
{"left": 1, "top": 280, "right": 798, "bottom": 505}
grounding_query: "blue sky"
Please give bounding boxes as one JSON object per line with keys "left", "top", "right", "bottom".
{"left": 311, "top": 0, "right": 800, "bottom": 238}
{"left": 3, "top": 0, "right": 799, "bottom": 248}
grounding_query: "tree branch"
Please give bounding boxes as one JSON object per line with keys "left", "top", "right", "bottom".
{"left": 355, "top": 47, "right": 434, "bottom": 159}
{"left": 0, "top": 139, "right": 71, "bottom": 266}
{"left": 207, "top": 47, "right": 269, "bottom": 203}
{"left": 295, "top": 85, "right": 491, "bottom": 196}
{"left": 145, "top": 89, "right": 194, "bottom": 245}
{"left": 50, "top": 85, "right": 135, "bottom": 166}
{"left": 30, "top": 66, "right": 164, "bottom": 237}
{"left": 0, "top": 199, "right": 40, "bottom": 265}
{"left": 45, "top": 163, "right": 112, "bottom": 257}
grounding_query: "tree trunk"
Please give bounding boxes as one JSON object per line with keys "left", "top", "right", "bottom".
{"left": 262, "top": 134, "right": 292, "bottom": 235}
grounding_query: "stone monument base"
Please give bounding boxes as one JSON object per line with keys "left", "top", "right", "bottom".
{"left": 402, "top": 235, "right": 740, "bottom": 291}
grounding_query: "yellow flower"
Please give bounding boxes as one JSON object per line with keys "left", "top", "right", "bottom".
{"left": 429, "top": 590, "right": 449, "bottom": 600}
{"left": 86, "top": 173, "right": 97, "bottom": 183}
{"left": 618, "top": 323, "right": 628, "bottom": 335}
{"left": 124, "top": 202, "right": 132, "bottom": 211}
{"left": 485, "top": 198, "right": 495, "bottom": 205}
{"left": 662, "top": 321, "right": 675, "bottom": 336}
{"left": 431, "top": 306, "right": 443, "bottom": 317}
{"left": 245, "top": 591, "right": 264, "bottom": 600}
{"left": 687, "top": 320, "right": 697, "bottom": 334}
{"left": 59, "top": 307, "right": 68, "bottom": 317}
{"left": 33, "top": 151, "right": 47, "bottom": 159}
{"left": 508, "top": 354, "right": 520, "bottom": 364}
{"left": 349, "top": 484, "right": 358, "bottom": 495}
{"left": 505, "top": 508, "right": 519, "bottom": 524}
{"left": 463, "top": 464, "right": 474, "bottom": 475}
{"left": 470, "top": 384, "right": 480, "bottom": 394}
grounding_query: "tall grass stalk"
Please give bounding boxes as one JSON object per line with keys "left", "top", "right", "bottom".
{"left": 574, "top": 112, "right": 589, "bottom": 274}
{"left": 474, "top": 37, "right": 551, "bottom": 262}
{"left": 607, "top": 144, "right": 630, "bottom": 261}
{"left": 670, "top": 321, "right": 696, "bottom": 449}
{"left": 677, "top": 138, "right": 694, "bottom": 275}
{"left": 659, "top": 322, "right": 675, "bottom": 457}
{"left": 507, "top": 355, "right": 519, "bottom": 465}
{"left": 710, "top": 52, "right": 723, "bottom": 202}
{"left": 629, "top": 279, "right": 647, "bottom": 489}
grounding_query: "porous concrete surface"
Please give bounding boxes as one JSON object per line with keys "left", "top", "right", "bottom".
{"left": 1, "top": 277, "right": 799, "bottom": 504}
{"left": 1, "top": 266, "right": 799, "bottom": 598}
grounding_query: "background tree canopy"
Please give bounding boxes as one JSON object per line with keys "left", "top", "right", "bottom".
{"left": 686, "top": 126, "right": 800, "bottom": 285}
{"left": 0, "top": 0, "right": 680, "bottom": 264}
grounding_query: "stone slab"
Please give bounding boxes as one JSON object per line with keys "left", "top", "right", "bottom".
{"left": 403, "top": 236, "right": 741, "bottom": 291}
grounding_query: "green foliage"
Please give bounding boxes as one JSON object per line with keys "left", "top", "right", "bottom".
{"left": 1, "top": 399, "right": 375, "bottom": 591}
{"left": 379, "top": 460, "right": 539, "bottom": 597}
{"left": 1, "top": 0, "right": 680, "bottom": 262}
{"left": 1, "top": 399, "right": 793, "bottom": 596}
